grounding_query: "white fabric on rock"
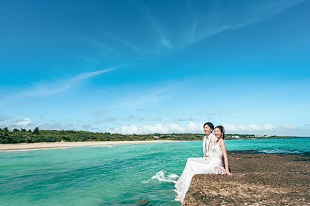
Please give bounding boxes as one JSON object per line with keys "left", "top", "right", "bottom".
{"left": 175, "top": 134, "right": 225, "bottom": 202}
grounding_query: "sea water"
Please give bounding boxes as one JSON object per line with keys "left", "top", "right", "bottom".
{"left": 0, "top": 137, "right": 309, "bottom": 206}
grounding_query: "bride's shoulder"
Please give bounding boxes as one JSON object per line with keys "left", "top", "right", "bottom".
{"left": 218, "top": 138, "right": 226, "bottom": 145}
{"left": 209, "top": 133, "right": 216, "bottom": 138}
{"left": 209, "top": 134, "right": 217, "bottom": 141}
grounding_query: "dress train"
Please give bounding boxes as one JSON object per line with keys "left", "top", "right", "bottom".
{"left": 174, "top": 142, "right": 225, "bottom": 202}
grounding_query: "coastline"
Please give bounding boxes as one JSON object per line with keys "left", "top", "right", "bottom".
{"left": 0, "top": 140, "right": 180, "bottom": 151}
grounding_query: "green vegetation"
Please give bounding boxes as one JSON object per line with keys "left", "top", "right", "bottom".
{"left": 0, "top": 127, "right": 294, "bottom": 144}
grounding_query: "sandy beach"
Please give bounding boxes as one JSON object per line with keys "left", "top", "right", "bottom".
{"left": 0, "top": 140, "right": 179, "bottom": 151}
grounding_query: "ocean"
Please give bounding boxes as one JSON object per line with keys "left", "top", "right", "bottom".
{"left": 0, "top": 137, "right": 309, "bottom": 206}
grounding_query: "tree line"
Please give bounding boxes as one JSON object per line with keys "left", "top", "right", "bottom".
{"left": 0, "top": 127, "right": 204, "bottom": 144}
{"left": 0, "top": 127, "right": 284, "bottom": 144}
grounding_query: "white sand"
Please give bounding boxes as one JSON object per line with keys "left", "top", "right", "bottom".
{"left": 0, "top": 140, "right": 179, "bottom": 151}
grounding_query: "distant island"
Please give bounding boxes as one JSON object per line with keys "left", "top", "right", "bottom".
{"left": 0, "top": 127, "right": 299, "bottom": 144}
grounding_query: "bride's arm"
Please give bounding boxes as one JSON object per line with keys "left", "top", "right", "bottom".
{"left": 219, "top": 139, "right": 233, "bottom": 176}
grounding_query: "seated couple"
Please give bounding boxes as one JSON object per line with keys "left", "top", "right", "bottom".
{"left": 172, "top": 122, "right": 233, "bottom": 202}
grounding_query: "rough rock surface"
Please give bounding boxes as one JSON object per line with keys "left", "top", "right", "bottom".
{"left": 183, "top": 152, "right": 310, "bottom": 206}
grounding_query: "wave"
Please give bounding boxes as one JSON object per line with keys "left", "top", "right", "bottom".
{"left": 259, "top": 149, "right": 302, "bottom": 154}
{"left": 142, "top": 170, "right": 179, "bottom": 184}
{"left": 0, "top": 149, "right": 42, "bottom": 152}
{"left": 91, "top": 145, "right": 114, "bottom": 148}
{"left": 231, "top": 149, "right": 308, "bottom": 154}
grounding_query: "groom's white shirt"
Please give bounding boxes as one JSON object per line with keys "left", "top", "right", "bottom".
{"left": 203, "top": 133, "right": 217, "bottom": 157}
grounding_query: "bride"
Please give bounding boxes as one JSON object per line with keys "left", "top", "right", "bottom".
{"left": 173, "top": 123, "right": 232, "bottom": 202}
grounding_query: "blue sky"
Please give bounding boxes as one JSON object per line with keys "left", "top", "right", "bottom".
{"left": 1, "top": 0, "right": 309, "bottom": 136}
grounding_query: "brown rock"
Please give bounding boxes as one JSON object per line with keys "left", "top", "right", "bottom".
{"left": 183, "top": 152, "right": 310, "bottom": 206}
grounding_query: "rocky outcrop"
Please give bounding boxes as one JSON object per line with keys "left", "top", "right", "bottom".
{"left": 183, "top": 152, "right": 310, "bottom": 205}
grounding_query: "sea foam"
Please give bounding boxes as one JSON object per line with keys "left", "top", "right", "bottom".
{"left": 142, "top": 170, "right": 179, "bottom": 183}
{"left": 259, "top": 149, "right": 302, "bottom": 154}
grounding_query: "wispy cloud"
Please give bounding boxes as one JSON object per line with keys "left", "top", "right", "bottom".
{"left": 87, "top": 39, "right": 121, "bottom": 55}
{"left": 223, "top": 123, "right": 277, "bottom": 133}
{"left": 119, "top": 85, "right": 176, "bottom": 109}
{"left": 136, "top": 2, "right": 173, "bottom": 50}
{"left": 68, "top": 53, "right": 101, "bottom": 65}
{"left": 38, "top": 122, "right": 78, "bottom": 131}
{"left": 108, "top": 122, "right": 202, "bottom": 134}
{"left": 23, "top": 68, "right": 116, "bottom": 97}
{"left": 101, "top": 32, "right": 145, "bottom": 54}
{"left": 107, "top": 122, "right": 306, "bottom": 135}
{"left": 70, "top": 68, "right": 115, "bottom": 83}
{"left": 86, "top": 32, "right": 151, "bottom": 56}
{"left": 178, "top": 0, "right": 306, "bottom": 49}
{"left": 1, "top": 68, "right": 116, "bottom": 104}
{"left": 138, "top": 0, "right": 306, "bottom": 51}
{"left": 122, "top": 115, "right": 145, "bottom": 122}
{"left": 86, "top": 1, "right": 305, "bottom": 56}
{"left": 145, "top": 12, "right": 173, "bottom": 49}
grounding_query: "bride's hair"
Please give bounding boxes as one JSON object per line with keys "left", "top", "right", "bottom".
{"left": 215, "top": 125, "right": 225, "bottom": 139}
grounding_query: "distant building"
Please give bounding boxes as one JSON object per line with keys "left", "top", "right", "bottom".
{"left": 255, "top": 134, "right": 270, "bottom": 137}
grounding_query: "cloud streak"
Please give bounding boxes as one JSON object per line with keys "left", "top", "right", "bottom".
{"left": 107, "top": 122, "right": 305, "bottom": 135}
{"left": 135, "top": 2, "right": 173, "bottom": 50}
{"left": 138, "top": 0, "right": 306, "bottom": 51}
{"left": 83, "top": 1, "right": 305, "bottom": 57}
{"left": 119, "top": 85, "right": 175, "bottom": 109}
{"left": 108, "top": 122, "right": 203, "bottom": 134}
{"left": 178, "top": 0, "right": 306, "bottom": 49}
{"left": 223, "top": 123, "right": 277, "bottom": 133}
{"left": 18, "top": 68, "right": 116, "bottom": 98}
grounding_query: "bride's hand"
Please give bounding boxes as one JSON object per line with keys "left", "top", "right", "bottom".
{"left": 226, "top": 171, "right": 233, "bottom": 176}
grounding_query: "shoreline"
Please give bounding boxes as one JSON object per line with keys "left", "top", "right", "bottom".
{"left": 0, "top": 140, "right": 180, "bottom": 151}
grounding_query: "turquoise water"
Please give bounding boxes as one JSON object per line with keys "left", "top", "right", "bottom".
{"left": 1, "top": 138, "right": 309, "bottom": 206}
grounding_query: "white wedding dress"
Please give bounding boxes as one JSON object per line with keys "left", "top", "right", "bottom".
{"left": 174, "top": 134, "right": 225, "bottom": 202}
